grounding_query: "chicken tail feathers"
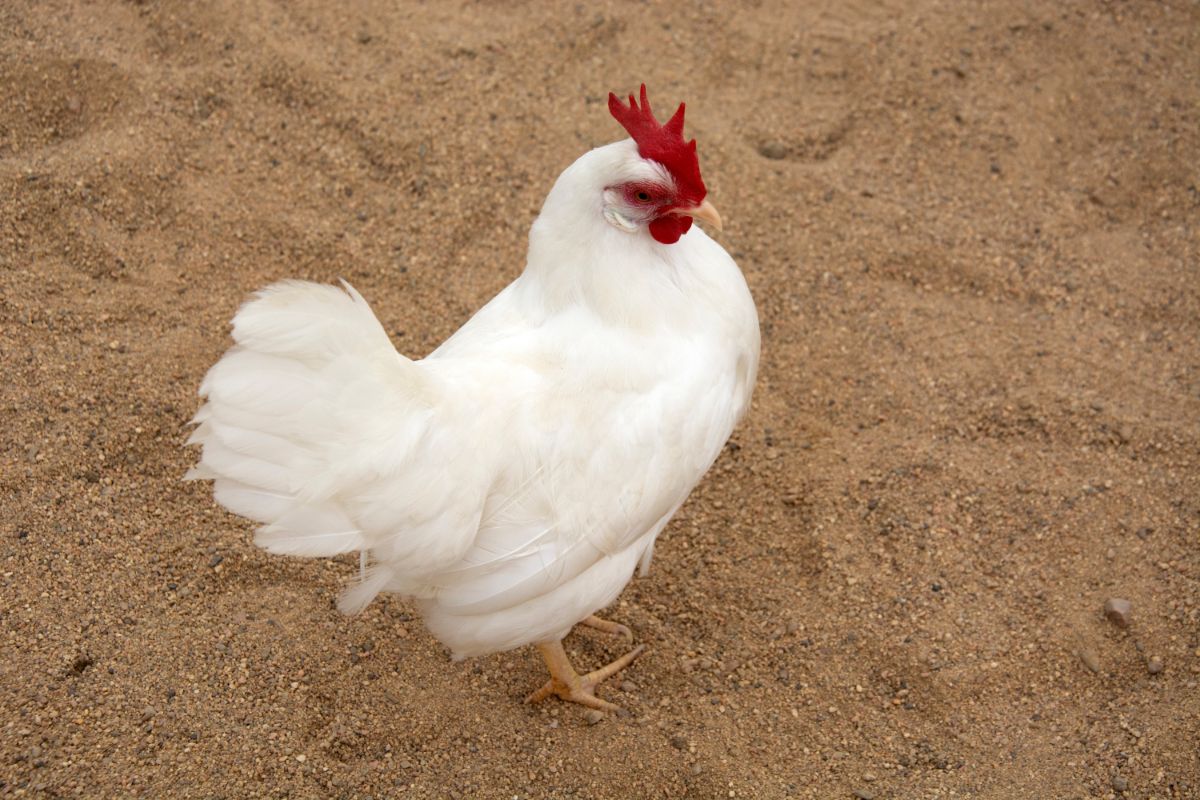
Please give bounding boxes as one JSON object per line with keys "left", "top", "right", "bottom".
{"left": 188, "top": 280, "right": 432, "bottom": 568}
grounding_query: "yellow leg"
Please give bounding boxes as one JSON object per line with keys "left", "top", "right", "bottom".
{"left": 580, "top": 614, "right": 634, "bottom": 643}
{"left": 524, "top": 640, "right": 645, "bottom": 712}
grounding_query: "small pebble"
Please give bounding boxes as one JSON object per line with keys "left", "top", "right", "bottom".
{"left": 140, "top": 706, "right": 157, "bottom": 722}
{"left": 1103, "top": 598, "right": 1132, "bottom": 628}
{"left": 1147, "top": 657, "right": 1163, "bottom": 675}
{"left": 853, "top": 790, "right": 875, "bottom": 800}
{"left": 584, "top": 709, "right": 604, "bottom": 725}
{"left": 209, "top": 554, "right": 224, "bottom": 568}
{"left": 758, "top": 141, "right": 788, "bottom": 160}
{"left": 1078, "top": 648, "right": 1100, "bottom": 673}
{"left": 1112, "top": 775, "right": 1128, "bottom": 792}
{"left": 620, "top": 681, "right": 638, "bottom": 693}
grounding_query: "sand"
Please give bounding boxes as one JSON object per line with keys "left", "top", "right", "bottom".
{"left": 2, "top": 0, "right": 1198, "bottom": 797}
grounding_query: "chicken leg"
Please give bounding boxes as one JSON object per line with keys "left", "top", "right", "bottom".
{"left": 525, "top": 639, "right": 645, "bottom": 712}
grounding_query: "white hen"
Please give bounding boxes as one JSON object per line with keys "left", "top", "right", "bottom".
{"left": 188, "top": 85, "right": 759, "bottom": 710}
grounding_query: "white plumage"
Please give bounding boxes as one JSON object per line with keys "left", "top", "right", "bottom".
{"left": 188, "top": 89, "right": 759, "bottom": 708}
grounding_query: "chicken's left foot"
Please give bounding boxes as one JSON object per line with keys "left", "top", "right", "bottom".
{"left": 525, "top": 640, "right": 645, "bottom": 713}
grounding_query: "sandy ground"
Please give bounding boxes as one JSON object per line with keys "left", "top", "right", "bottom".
{"left": 2, "top": 1, "right": 1199, "bottom": 798}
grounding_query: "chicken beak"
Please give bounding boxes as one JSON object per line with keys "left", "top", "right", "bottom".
{"left": 674, "top": 199, "right": 723, "bottom": 231}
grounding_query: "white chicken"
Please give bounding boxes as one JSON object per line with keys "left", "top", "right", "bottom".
{"left": 187, "top": 85, "right": 759, "bottom": 711}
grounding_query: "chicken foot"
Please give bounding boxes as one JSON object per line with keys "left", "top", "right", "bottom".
{"left": 525, "top": 640, "right": 645, "bottom": 712}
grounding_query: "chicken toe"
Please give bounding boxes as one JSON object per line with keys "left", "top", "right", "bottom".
{"left": 581, "top": 614, "right": 635, "bottom": 643}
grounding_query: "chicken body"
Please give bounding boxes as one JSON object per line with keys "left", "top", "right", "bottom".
{"left": 189, "top": 134, "right": 758, "bottom": 698}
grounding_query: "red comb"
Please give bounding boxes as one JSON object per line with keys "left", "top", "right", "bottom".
{"left": 608, "top": 84, "right": 706, "bottom": 205}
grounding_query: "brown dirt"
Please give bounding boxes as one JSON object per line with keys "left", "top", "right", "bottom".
{"left": 2, "top": 1, "right": 1198, "bottom": 798}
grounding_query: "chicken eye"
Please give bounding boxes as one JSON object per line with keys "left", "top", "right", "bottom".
{"left": 635, "top": 191, "right": 652, "bottom": 203}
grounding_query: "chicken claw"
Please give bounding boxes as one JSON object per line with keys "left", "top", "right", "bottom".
{"left": 525, "top": 640, "right": 645, "bottom": 712}
{"left": 581, "top": 614, "right": 634, "bottom": 643}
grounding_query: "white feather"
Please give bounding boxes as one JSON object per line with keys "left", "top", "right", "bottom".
{"left": 212, "top": 479, "right": 293, "bottom": 522}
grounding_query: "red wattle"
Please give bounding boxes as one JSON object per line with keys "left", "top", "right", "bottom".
{"left": 649, "top": 215, "right": 692, "bottom": 245}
